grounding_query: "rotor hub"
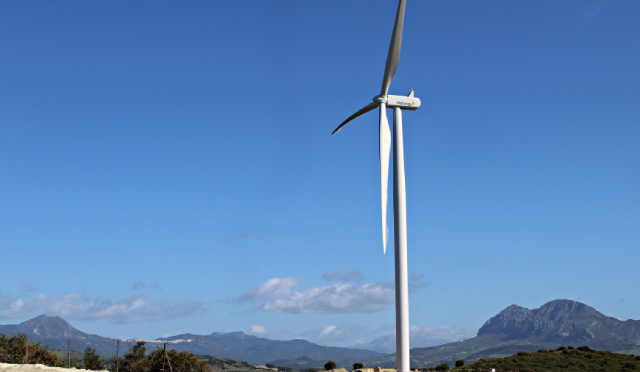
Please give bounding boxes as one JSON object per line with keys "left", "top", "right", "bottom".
{"left": 373, "top": 95, "right": 387, "bottom": 104}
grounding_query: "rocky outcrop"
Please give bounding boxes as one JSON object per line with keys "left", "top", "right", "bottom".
{"left": 478, "top": 299, "right": 640, "bottom": 344}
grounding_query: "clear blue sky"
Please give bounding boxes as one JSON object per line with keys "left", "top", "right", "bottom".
{"left": 1, "top": 0, "right": 639, "bottom": 347}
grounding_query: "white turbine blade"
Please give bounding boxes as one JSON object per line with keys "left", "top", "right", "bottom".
{"left": 379, "top": 103, "right": 391, "bottom": 254}
{"left": 380, "top": 0, "right": 407, "bottom": 96}
{"left": 332, "top": 102, "right": 379, "bottom": 135}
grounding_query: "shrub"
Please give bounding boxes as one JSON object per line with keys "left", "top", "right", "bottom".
{"left": 0, "top": 333, "right": 59, "bottom": 366}
{"left": 434, "top": 363, "right": 449, "bottom": 371}
{"left": 353, "top": 363, "right": 364, "bottom": 370}
{"left": 84, "top": 347, "right": 105, "bottom": 371}
{"left": 324, "top": 361, "right": 337, "bottom": 370}
{"left": 454, "top": 360, "right": 464, "bottom": 367}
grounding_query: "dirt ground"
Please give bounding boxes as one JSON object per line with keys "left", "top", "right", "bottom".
{"left": 0, "top": 363, "right": 108, "bottom": 372}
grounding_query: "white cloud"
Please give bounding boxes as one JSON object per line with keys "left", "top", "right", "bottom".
{"left": 234, "top": 278, "right": 394, "bottom": 314}
{"left": 0, "top": 290, "right": 206, "bottom": 323}
{"left": 248, "top": 325, "right": 278, "bottom": 337}
{"left": 234, "top": 277, "right": 300, "bottom": 303}
{"left": 300, "top": 324, "right": 374, "bottom": 347}
{"left": 321, "top": 325, "right": 338, "bottom": 335}
{"left": 322, "top": 269, "right": 364, "bottom": 282}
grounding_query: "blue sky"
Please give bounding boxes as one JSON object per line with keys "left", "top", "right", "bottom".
{"left": 1, "top": 0, "right": 639, "bottom": 347}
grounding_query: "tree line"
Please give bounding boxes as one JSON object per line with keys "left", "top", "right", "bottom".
{"left": 0, "top": 334, "right": 211, "bottom": 372}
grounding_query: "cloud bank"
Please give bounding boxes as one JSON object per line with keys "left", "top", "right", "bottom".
{"left": 0, "top": 290, "right": 206, "bottom": 323}
{"left": 234, "top": 277, "right": 394, "bottom": 314}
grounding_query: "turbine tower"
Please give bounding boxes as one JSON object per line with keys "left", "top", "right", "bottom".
{"left": 331, "top": 1, "right": 418, "bottom": 371}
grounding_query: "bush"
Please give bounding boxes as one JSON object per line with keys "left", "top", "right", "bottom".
{"left": 353, "top": 363, "right": 364, "bottom": 370}
{"left": 84, "top": 347, "right": 105, "bottom": 370}
{"left": 324, "top": 361, "right": 337, "bottom": 370}
{"left": 454, "top": 360, "right": 464, "bottom": 367}
{"left": 434, "top": 363, "right": 449, "bottom": 371}
{"left": 0, "top": 333, "right": 59, "bottom": 366}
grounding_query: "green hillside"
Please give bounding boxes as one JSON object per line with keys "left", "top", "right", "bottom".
{"left": 460, "top": 346, "right": 640, "bottom": 372}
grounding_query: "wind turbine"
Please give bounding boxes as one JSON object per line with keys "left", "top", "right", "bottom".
{"left": 331, "top": 1, "right": 418, "bottom": 371}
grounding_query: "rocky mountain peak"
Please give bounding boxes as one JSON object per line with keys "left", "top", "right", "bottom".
{"left": 16, "top": 314, "right": 77, "bottom": 338}
{"left": 477, "top": 299, "right": 640, "bottom": 345}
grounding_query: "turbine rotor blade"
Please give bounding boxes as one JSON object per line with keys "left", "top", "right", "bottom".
{"left": 332, "top": 101, "right": 379, "bottom": 134}
{"left": 380, "top": 0, "right": 407, "bottom": 96}
{"left": 379, "top": 103, "right": 391, "bottom": 254}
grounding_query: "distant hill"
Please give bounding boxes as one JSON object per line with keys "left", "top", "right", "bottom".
{"left": 478, "top": 299, "right": 640, "bottom": 346}
{"left": 272, "top": 299, "right": 640, "bottom": 369}
{"left": 0, "top": 315, "right": 382, "bottom": 365}
{"left": 350, "top": 334, "right": 452, "bottom": 354}
{"left": 0, "top": 315, "right": 119, "bottom": 356}
{"left": 157, "top": 331, "right": 382, "bottom": 365}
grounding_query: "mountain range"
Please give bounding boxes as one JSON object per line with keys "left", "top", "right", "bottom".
{"left": 1, "top": 299, "right": 638, "bottom": 369}
{"left": 0, "top": 315, "right": 382, "bottom": 365}
{"left": 349, "top": 334, "right": 454, "bottom": 354}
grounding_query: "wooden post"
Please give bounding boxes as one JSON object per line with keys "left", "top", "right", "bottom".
{"left": 25, "top": 335, "right": 29, "bottom": 364}
{"left": 162, "top": 343, "right": 167, "bottom": 372}
{"left": 68, "top": 337, "right": 71, "bottom": 368}
{"left": 165, "top": 345, "right": 173, "bottom": 372}
{"left": 116, "top": 340, "right": 120, "bottom": 372}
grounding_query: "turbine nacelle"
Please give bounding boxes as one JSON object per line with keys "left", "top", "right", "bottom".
{"left": 373, "top": 94, "right": 421, "bottom": 110}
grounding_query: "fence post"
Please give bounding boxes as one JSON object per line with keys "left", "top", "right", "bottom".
{"left": 162, "top": 343, "right": 167, "bottom": 372}
{"left": 165, "top": 345, "right": 173, "bottom": 372}
{"left": 25, "top": 335, "right": 29, "bottom": 364}
{"left": 116, "top": 340, "right": 120, "bottom": 372}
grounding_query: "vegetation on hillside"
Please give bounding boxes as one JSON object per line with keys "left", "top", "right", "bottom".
{"left": 109, "top": 341, "right": 211, "bottom": 372}
{"left": 199, "top": 355, "right": 287, "bottom": 371}
{"left": 1, "top": 332, "right": 296, "bottom": 372}
{"left": 460, "top": 346, "right": 640, "bottom": 372}
{"left": 0, "top": 333, "right": 60, "bottom": 366}
{"left": 264, "top": 363, "right": 298, "bottom": 372}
